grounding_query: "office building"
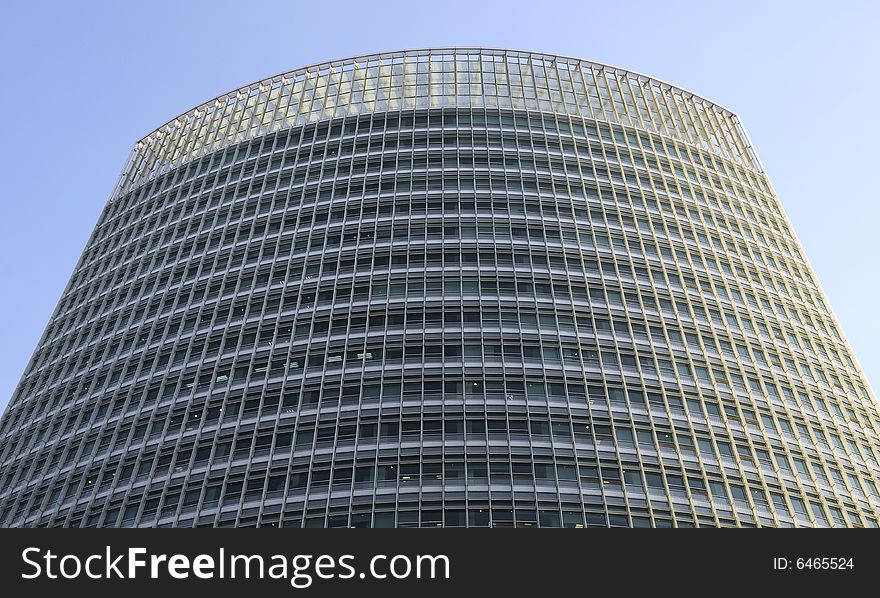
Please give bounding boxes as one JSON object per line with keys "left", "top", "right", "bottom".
{"left": 2, "top": 49, "right": 879, "bottom": 527}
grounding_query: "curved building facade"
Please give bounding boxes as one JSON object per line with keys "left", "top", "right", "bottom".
{"left": 2, "top": 48, "right": 880, "bottom": 528}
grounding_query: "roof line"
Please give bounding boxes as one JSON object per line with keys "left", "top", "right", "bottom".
{"left": 135, "top": 47, "right": 741, "bottom": 145}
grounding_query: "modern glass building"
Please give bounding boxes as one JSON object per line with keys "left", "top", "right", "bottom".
{"left": 2, "top": 48, "right": 880, "bottom": 528}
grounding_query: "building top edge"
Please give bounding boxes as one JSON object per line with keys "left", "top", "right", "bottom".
{"left": 137, "top": 48, "right": 739, "bottom": 145}
{"left": 114, "top": 47, "right": 761, "bottom": 198}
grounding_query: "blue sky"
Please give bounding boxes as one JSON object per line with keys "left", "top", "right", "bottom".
{"left": 1, "top": 0, "right": 878, "bottom": 411}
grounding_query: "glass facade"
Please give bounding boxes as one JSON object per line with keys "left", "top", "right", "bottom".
{"left": 2, "top": 49, "right": 879, "bottom": 528}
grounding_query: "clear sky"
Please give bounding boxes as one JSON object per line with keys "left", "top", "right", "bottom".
{"left": 1, "top": 0, "right": 878, "bottom": 413}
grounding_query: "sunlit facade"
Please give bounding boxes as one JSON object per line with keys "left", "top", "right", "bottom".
{"left": 2, "top": 48, "right": 880, "bottom": 528}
